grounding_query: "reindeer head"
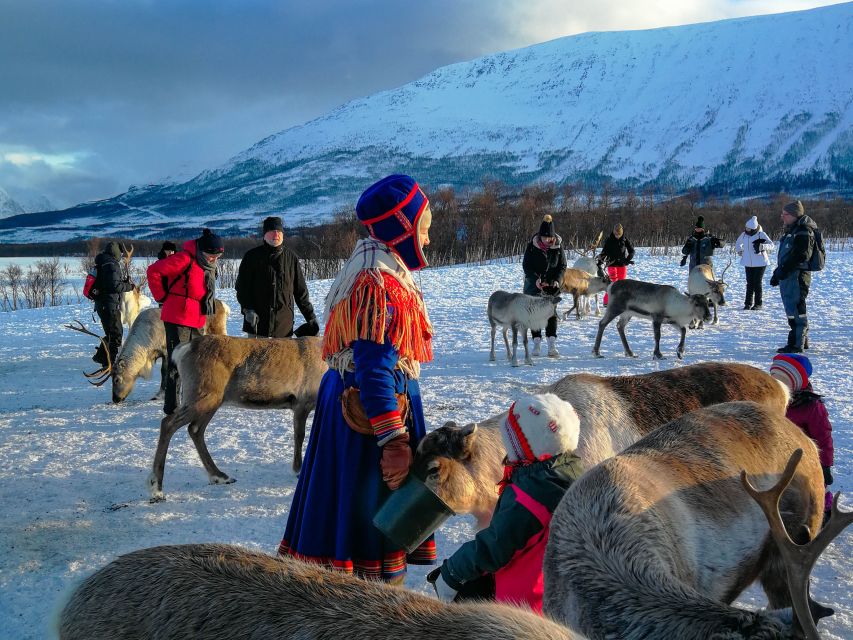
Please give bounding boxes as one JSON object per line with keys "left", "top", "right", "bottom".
{"left": 708, "top": 256, "right": 733, "bottom": 306}
{"left": 689, "top": 294, "right": 713, "bottom": 324}
{"left": 413, "top": 422, "right": 482, "bottom": 513}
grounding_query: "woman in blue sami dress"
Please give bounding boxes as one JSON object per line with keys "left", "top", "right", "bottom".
{"left": 279, "top": 174, "right": 436, "bottom": 582}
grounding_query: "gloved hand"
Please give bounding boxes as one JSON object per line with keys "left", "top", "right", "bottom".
{"left": 823, "top": 465, "right": 834, "bottom": 486}
{"left": 427, "top": 566, "right": 458, "bottom": 603}
{"left": 753, "top": 239, "right": 766, "bottom": 254}
{"left": 769, "top": 270, "right": 780, "bottom": 287}
{"left": 294, "top": 318, "right": 320, "bottom": 337}
{"left": 680, "top": 255, "right": 688, "bottom": 267}
{"left": 243, "top": 309, "right": 259, "bottom": 331}
{"left": 380, "top": 433, "right": 412, "bottom": 490}
{"left": 627, "top": 260, "right": 635, "bottom": 265}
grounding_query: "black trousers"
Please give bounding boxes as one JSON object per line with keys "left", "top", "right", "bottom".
{"left": 530, "top": 315, "right": 558, "bottom": 339}
{"left": 164, "top": 322, "right": 202, "bottom": 415}
{"left": 744, "top": 266, "right": 766, "bottom": 306}
{"left": 95, "top": 303, "right": 123, "bottom": 365}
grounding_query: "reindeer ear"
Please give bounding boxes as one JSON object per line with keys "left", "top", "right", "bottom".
{"left": 459, "top": 423, "right": 478, "bottom": 459}
{"left": 442, "top": 420, "right": 459, "bottom": 429}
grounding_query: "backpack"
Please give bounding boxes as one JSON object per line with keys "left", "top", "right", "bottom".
{"left": 806, "top": 228, "right": 826, "bottom": 272}
{"left": 83, "top": 267, "right": 98, "bottom": 300}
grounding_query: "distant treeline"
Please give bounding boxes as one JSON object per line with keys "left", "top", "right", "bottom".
{"left": 1, "top": 183, "right": 850, "bottom": 267}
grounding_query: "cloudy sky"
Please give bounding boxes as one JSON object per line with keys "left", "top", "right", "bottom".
{"left": 0, "top": 0, "right": 843, "bottom": 210}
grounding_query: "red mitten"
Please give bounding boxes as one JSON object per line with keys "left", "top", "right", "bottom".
{"left": 380, "top": 434, "right": 412, "bottom": 490}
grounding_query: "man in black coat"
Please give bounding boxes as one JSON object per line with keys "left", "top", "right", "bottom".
{"left": 522, "top": 214, "right": 567, "bottom": 357}
{"left": 236, "top": 216, "right": 318, "bottom": 338}
{"left": 91, "top": 241, "right": 135, "bottom": 365}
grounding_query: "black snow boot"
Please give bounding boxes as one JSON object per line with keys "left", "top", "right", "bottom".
{"left": 91, "top": 343, "right": 108, "bottom": 365}
{"left": 777, "top": 319, "right": 797, "bottom": 353}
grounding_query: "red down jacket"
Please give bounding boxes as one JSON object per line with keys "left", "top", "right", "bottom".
{"left": 147, "top": 239, "right": 209, "bottom": 329}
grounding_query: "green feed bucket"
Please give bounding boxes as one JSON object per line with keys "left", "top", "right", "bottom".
{"left": 373, "top": 476, "right": 455, "bottom": 553}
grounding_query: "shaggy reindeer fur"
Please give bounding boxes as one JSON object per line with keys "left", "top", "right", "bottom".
{"left": 571, "top": 256, "right": 606, "bottom": 316}
{"left": 487, "top": 290, "right": 561, "bottom": 366}
{"left": 688, "top": 263, "right": 728, "bottom": 327}
{"left": 560, "top": 268, "right": 610, "bottom": 320}
{"left": 413, "top": 362, "right": 789, "bottom": 527}
{"left": 543, "top": 401, "right": 824, "bottom": 640}
{"left": 58, "top": 544, "right": 582, "bottom": 640}
{"left": 147, "top": 335, "right": 326, "bottom": 500}
{"left": 111, "top": 300, "right": 230, "bottom": 403}
{"left": 119, "top": 288, "right": 151, "bottom": 331}
{"left": 592, "top": 279, "right": 712, "bottom": 360}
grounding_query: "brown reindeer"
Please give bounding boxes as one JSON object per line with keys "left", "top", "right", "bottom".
{"left": 413, "top": 362, "right": 788, "bottom": 528}
{"left": 58, "top": 544, "right": 583, "bottom": 640}
{"left": 147, "top": 335, "right": 327, "bottom": 501}
{"left": 543, "top": 401, "right": 853, "bottom": 639}
{"left": 560, "top": 267, "right": 611, "bottom": 320}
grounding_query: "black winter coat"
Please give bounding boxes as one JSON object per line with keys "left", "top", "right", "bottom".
{"left": 93, "top": 249, "right": 134, "bottom": 308}
{"left": 522, "top": 234, "right": 567, "bottom": 296}
{"left": 235, "top": 243, "right": 316, "bottom": 337}
{"left": 599, "top": 233, "right": 635, "bottom": 267}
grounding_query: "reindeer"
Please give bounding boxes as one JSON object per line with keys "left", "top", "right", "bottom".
{"left": 543, "top": 401, "right": 853, "bottom": 639}
{"left": 568, "top": 231, "right": 605, "bottom": 316}
{"left": 148, "top": 335, "right": 327, "bottom": 501}
{"left": 592, "top": 279, "right": 712, "bottom": 360}
{"left": 487, "top": 291, "right": 561, "bottom": 366}
{"left": 120, "top": 288, "right": 151, "bottom": 331}
{"left": 57, "top": 544, "right": 583, "bottom": 640}
{"left": 560, "top": 268, "right": 610, "bottom": 320}
{"left": 688, "top": 256, "right": 731, "bottom": 328}
{"left": 111, "top": 300, "right": 230, "bottom": 403}
{"left": 413, "top": 362, "right": 788, "bottom": 528}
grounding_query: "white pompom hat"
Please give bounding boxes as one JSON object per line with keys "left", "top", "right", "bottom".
{"left": 745, "top": 216, "right": 759, "bottom": 230}
{"left": 501, "top": 393, "right": 581, "bottom": 462}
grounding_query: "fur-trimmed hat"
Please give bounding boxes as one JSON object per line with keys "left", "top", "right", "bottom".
{"left": 263, "top": 216, "right": 284, "bottom": 233}
{"left": 783, "top": 200, "right": 804, "bottom": 217}
{"left": 197, "top": 228, "right": 225, "bottom": 255}
{"left": 356, "top": 174, "right": 430, "bottom": 271}
{"left": 770, "top": 353, "right": 812, "bottom": 392}
{"left": 501, "top": 393, "right": 580, "bottom": 463}
{"left": 538, "top": 214, "right": 555, "bottom": 237}
{"left": 745, "top": 216, "right": 759, "bottom": 230}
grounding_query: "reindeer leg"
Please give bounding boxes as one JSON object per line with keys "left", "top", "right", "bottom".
{"left": 291, "top": 403, "right": 312, "bottom": 474}
{"left": 676, "top": 326, "right": 687, "bottom": 359}
{"left": 617, "top": 315, "right": 636, "bottom": 358}
{"left": 592, "top": 309, "right": 618, "bottom": 357}
{"left": 510, "top": 325, "right": 519, "bottom": 367}
{"left": 489, "top": 322, "right": 497, "bottom": 362}
{"left": 186, "top": 410, "right": 234, "bottom": 486}
{"left": 652, "top": 319, "right": 665, "bottom": 360}
{"left": 150, "top": 355, "right": 167, "bottom": 401}
{"left": 713, "top": 302, "right": 719, "bottom": 325}
{"left": 502, "top": 327, "right": 511, "bottom": 361}
{"left": 148, "top": 412, "right": 187, "bottom": 501}
{"left": 522, "top": 327, "right": 533, "bottom": 365}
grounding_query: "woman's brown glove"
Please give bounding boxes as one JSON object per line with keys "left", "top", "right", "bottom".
{"left": 380, "top": 433, "right": 412, "bottom": 490}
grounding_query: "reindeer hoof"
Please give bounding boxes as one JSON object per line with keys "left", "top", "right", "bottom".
{"left": 676, "top": 351, "right": 685, "bottom": 360}
{"left": 489, "top": 354, "right": 496, "bottom": 362}
{"left": 525, "top": 359, "right": 534, "bottom": 366}
{"left": 511, "top": 361, "right": 520, "bottom": 368}
{"left": 653, "top": 353, "right": 665, "bottom": 360}
{"left": 592, "top": 351, "right": 603, "bottom": 358}
{"left": 210, "top": 475, "right": 235, "bottom": 485}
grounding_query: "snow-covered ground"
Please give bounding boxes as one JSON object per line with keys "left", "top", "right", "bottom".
{"left": 1, "top": 248, "right": 851, "bottom": 638}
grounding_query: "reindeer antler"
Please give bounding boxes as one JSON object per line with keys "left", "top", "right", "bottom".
{"left": 741, "top": 450, "right": 853, "bottom": 640}
{"left": 64, "top": 320, "right": 112, "bottom": 386}
{"left": 719, "top": 256, "right": 733, "bottom": 283}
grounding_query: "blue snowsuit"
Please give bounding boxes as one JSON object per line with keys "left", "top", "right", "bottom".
{"left": 773, "top": 215, "right": 817, "bottom": 350}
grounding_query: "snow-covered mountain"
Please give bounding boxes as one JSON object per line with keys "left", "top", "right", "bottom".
{"left": 0, "top": 187, "right": 54, "bottom": 219}
{"left": 0, "top": 187, "right": 26, "bottom": 218}
{"left": 2, "top": 2, "right": 851, "bottom": 242}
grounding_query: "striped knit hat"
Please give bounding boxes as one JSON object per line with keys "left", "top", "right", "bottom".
{"left": 356, "top": 174, "right": 430, "bottom": 271}
{"left": 501, "top": 393, "right": 580, "bottom": 463}
{"left": 770, "top": 353, "right": 812, "bottom": 392}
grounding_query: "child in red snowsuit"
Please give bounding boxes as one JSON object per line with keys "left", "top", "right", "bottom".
{"left": 428, "top": 393, "right": 584, "bottom": 613}
{"left": 770, "top": 354, "right": 834, "bottom": 520}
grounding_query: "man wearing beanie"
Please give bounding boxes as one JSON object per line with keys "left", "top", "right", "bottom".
{"left": 734, "top": 215, "right": 773, "bottom": 310}
{"left": 680, "top": 215, "right": 724, "bottom": 271}
{"left": 769, "top": 200, "right": 818, "bottom": 352}
{"left": 235, "top": 215, "right": 317, "bottom": 338}
{"left": 148, "top": 228, "right": 225, "bottom": 414}
{"left": 522, "top": 214, "right": 566, "bottom": 357}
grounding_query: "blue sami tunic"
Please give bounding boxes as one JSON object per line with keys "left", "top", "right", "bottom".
{"left": 279, "top": 338, "right": 435, "bottom": 580}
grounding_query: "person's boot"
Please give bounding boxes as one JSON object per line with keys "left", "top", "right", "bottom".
{"left": 777, "top": 319, "right": 796, "bottom": 353}
{"left": 547, "top": 336, "right": 559, "bottom": 358}
{"left": 751, "top": 303, "right": 762, "bottom": 310}
{"left": 743, "top": 297, "right": 753, "bottom": 310}
{"left": 779, "top": 323, "right": 806, "bottom": 353}
{"left": 531, "top": 337, "right": 541, "bottom": 357}
{"left": 92, "top": 343, "right": 108, "bottom": 365}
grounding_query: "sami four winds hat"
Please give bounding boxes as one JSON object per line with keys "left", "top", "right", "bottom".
{"left": 356, "top": 174, "right": 430, "bottom": 271}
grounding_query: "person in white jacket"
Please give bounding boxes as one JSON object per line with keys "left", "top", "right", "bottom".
{"left": 734, "top": 215, "right": 773, "bottom": 310}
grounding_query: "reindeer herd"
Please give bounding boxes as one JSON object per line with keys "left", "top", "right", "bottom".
{"left": 55, "top": 243, "right": 852, "bottom": 639}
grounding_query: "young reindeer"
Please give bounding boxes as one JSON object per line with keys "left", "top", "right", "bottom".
{"left": 568, "top": 231, "right": 605, "bottom": 316}
{"left": 487, "top": 290, "right": 561, "bottom": 366}
{"left": 413, "top": 362, "right": 788, "bottom": 527}
{"left": 688, "top": 256, "right": 732, "bottom": 328}
{"left": 592, "top": 279, "right": 712, "bottom": 360}
{"left": 111, "top": 300, "right": 230, "bottom": 403}
{"left": 560, "top": 268, "right": 611, "bottom": 320}
{"left": 148, "top": 335, "right": 327, "bottom": 501}
{"left": 543, "top": 401, "right": 853, "bottom": 640}
{"left": 58, "top": 544, "right": 584, "bottom": 640}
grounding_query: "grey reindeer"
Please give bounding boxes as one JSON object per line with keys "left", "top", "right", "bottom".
{"left": 487, "top": 290, "right": 561, "bottom": 366}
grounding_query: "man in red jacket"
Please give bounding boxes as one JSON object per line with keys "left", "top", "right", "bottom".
{"left": 147, "top": 229, "right": 225, "bottom": 414}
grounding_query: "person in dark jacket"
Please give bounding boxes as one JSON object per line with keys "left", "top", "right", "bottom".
{"left": 157, "top": 241, "right": 177, "bottom": 261}
{"left": 770, "top": 354, "right": 834, "bottom": 523}
{"left": 147, "top": 229, "right": 224, "bottom": 415}
{"left": 597, "top": 223, "right": 634, "bottom": 305}
{"left": 680, "top": 216, "right": 724, "bottom": 271}
{"left": 770, "top": 200, "right": 817, "bottom": 353}
{"left": 522, "top": 214, "right": 567, "bottom": 357}
{"left": 235, "top": 216, "right": 318, "bottom": 338}
{"left": 428, "top": 393, "right": 584, "bottom": 612}
{"left": 91, "top": 241, "right": 135, "bottom": 366}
